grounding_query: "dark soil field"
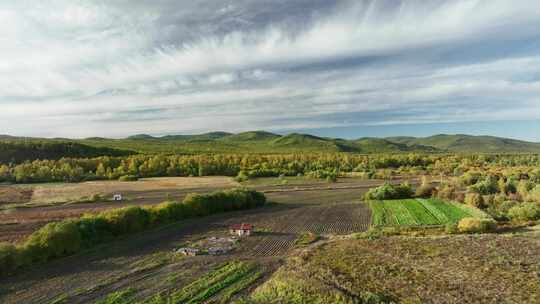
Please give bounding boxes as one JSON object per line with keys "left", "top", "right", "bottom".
{"left": 0, "top": 178, "right": 374, "bottom": 304}
{"left": 0, "top": 177, "right": 388, "bottom": 242}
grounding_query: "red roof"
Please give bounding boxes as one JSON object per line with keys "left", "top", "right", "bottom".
{"left": 229, "top": 223, "right": 253, "bottom": 230}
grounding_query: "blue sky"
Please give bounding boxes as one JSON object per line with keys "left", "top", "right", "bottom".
{"left": 1, "top": 0, "right": 540, "bottom": 141}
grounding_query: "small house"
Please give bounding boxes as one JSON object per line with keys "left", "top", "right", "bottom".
{"left": 229, "top": 223, "right": 253, "bottom": 237}
{"left": 113, "top": 194, "right": 123, "bottom": 201}
{"left": 175, "top": 247, "right": 199, "bottom": 256}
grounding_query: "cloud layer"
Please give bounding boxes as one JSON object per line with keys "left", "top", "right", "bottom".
{"left": 1, "top": 0, "right": 540, "bottom": 138}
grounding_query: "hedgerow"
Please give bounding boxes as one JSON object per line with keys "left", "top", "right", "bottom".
{"left": 0, "top": 188, "right": 265, "bottom": 276}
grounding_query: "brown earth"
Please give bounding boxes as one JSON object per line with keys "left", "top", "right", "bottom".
{"left": 0, "top": 180, "right": 374, "bottom": 304}
{"left": 0, "top": 177, "right": 394, "bottom": 242}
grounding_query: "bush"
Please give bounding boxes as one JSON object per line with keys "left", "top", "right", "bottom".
{"left": 99, "top": 206, "right": 150, "bottom": 236}
{"left": 76, "top": 216, "right": 114, "bottom": 246}
{"left": 444, "top": 223, "right": 459, "bottom": 234}
{"left": 507, "top": 202, "right": 540, "bottom": 221}
{"left": 460, "top": 171, "right": 482, "bottom": 186}
{"left": 364, "top": 182, "right": 413, "bottom": 200}
{"left": 234, "top": 171, "right": 249, "bottom": 182}
{"left": 0, "top": 243, "right": 19, "bottom": 276}
{"left": 415, "top": 184, "right": 434, "bottom": 198}
{"left": 148, "top": 201, "right": 188, "bottom": 225}
{"left": 22, "top": 220, "right": 82, "bottom": 263}
{"left": 527, "top": 185, "right": 540, "bottom": 203}
{"left": 118, "top": 175, "right": 138, "bottom": 181}
{"left": 464, "top": 192, "right": 485, "bottom": 209}
{"left": 468, "top": 176, "right": 499, "bottom": 195}
{"left": 457, "top": 218, "right": 497, "bottom": 234}
{"left": 182, "top": 188, "right": 265, "bottom": 216}
{"left": 436, "top": 184, "right": 457, "bottom": 201}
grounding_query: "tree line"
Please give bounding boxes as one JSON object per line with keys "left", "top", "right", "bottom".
{"left": 1, "top": 153, "right": 540, "bottom": 184}
{"left": 0, "top": 188, "right": 266, "bottom": 276}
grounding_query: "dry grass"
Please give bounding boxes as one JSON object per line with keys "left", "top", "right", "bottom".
{"left": 29, "top": 177, "right": 239, "bottom": 204}
{"left": 249, "top": 230, "right": 540, "bottom": 303}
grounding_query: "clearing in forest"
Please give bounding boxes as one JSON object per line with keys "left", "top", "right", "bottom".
{"left": 368, "top": 198, "right": 489, "bottom": 227}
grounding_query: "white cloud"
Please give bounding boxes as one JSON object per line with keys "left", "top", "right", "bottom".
{"left": 1, "top": 0, "right": 540, "bottom": 138}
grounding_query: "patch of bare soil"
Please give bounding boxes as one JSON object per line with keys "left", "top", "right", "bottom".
{"left": 0, "top": 185, "right": 33, "bottom": 204}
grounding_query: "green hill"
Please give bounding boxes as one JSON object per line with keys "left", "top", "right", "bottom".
{"left": 221, "top": 131, "right": 280, "bottom": 142}
{"left": 0, "top": 140, "right": 134, "bottom": 163}
{"left": 2, "top": 132, "right": 538, "bottom": 156}
{"left": 385, "top": 134, "right": 540, "bottom": 153}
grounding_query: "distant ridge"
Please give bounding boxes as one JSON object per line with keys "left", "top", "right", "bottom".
{"left": 2, "top": 132, "right": 539, "bottom": 155}
{"left": 385, "top": 134, "right": 540, "bottom": 153}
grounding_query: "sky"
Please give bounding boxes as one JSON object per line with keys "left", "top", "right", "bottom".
{"left": 1, "top": 0, "right": 540, "bottom": 141}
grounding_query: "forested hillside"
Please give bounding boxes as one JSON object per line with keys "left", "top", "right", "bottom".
{"left": 386, "top": 134, "right": 540, "bottom": 153}
{"left": 1, "top": 132, "right": 539, "bottom": 159}
{"left": 0, "top": 140, "right": 134, "bottom": 163}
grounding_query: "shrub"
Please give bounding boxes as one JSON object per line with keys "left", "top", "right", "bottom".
{"left": 76, "top": 216, "right": 114, "bottom": 246}
{"left": 457, "top": 218, "right": 497, "bottom": 234}
{"left": 436, "top": 184, "right": 457, "bottom": 201}
{"left": 148, "top": 201, "right": 188, "bottom": 224}
{"left": 182, "top": 188, "right": 266, "bottom": 216}
{"left": 526, "top": 185, "right": 540, "bottom": 203}
{"left": 22, "top": 220, "right": 82, "bottom": 263}
{"left": 464, "top": 192, "right": 485, "bottom": 209}
{"left": 0, "top": 243, "right": 19, "bottom": 276}
{"left": 468, "top": 177, "right": 499, "bottom": 195}
{"left": 364, "top": 182, "right": 413, "bottom": 200}
{"left": 415, "top": 184, "right": 434, "bottom": 198}
{"left": 460, "top": 171, "right": 482, "bottom": 186}
{"left": 444, "top": 223, "right": 459, "bottom": 234}
{"left": 118, "top": 175, "right": 138, "bottom": 181}
{"left": 517, "top": 180, "right": 535, "bottom": 200}
{"left": 99, "top": 206, "right": 150, "bottom": 236}
{"left": 234, "top": 171, "right": 249, "bottom": 182}
{"left": 507, "top": 202, "right": 540, "bottom": 221}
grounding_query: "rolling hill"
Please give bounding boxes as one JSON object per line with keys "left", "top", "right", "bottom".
{"left": 2, "top": 132, "right": 538, "bottom": 158}
{"left": 0, "top": 139, "right": 134, "bottom": 163}
{"left": 386, "top": 134, "right": 540, "bottom": 153}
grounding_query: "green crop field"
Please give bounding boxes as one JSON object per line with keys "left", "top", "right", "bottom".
{"left": 145, "top": 261, "right": 261, "bottom": 304}
{"left": 369, "top": 198, "right": 489, "bottom": 227}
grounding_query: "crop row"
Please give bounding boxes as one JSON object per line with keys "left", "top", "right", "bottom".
{"left": 144, "top": 262, "right": 259, "bottom": 304}
{"left": 369, "top": 198, "right": 488, "bottom": 227}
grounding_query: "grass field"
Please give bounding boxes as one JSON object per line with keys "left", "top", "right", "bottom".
{"left": 246, "top": 232, "right": 540, "bottom": 303}
{"left": 369, "top": 198, "right": 489, "bottom": 227}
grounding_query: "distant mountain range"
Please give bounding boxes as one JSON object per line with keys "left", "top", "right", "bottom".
{"left": 1, "top": 132, "right": 539, "bottom": 162}
{"left": 109, "top": 131, "right": 540, "bottom": 154}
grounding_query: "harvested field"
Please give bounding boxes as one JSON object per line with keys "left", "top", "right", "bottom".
{"left": 248, "top": 229, "right": 540, "bottom": 303}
